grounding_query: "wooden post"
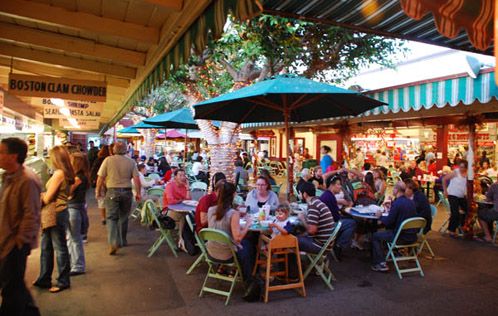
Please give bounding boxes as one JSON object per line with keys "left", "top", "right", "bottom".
{"left": 463, "top": 123, "right": 476, "bottom": 237}
{"left": 436, "top": 125, "right": 449, "bottom": 170}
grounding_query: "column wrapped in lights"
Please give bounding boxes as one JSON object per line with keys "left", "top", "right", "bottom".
{"left": 141, "top": 128, "right": 157, "bottom": 158}
{"left": 197, "top": 119, "right": 240, "bottom": 184}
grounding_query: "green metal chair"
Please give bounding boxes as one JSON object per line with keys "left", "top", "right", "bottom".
{"left": 147, "top": 187, "right": 164, "bottom": 198}
{"left": 302, "top": 221, "right": 342, "bottom": 290}
{"left": 198, "top": 228, "right": 244, "bottom": 305}
{"left": 144, "top": 200, "right": 178, "bottom": 258}
{"left": 315, "top": 189, "right": 324, "bottom": 197}
{"left": 437, "top": 191, "right": 451, "bottom": 233}
{"left": 385, "top": 217, "right": 426, "bottom": 279}
{"left": 191, "top": 181, "right": 208, "bottom": 201}
{"left": 185, "top": 215, "right": 208, "bottom": 275}
{"left": 271, "top": 184, "right": 281, "bottom": 195}
{"left": 418, "top": 205, "right": 437, "bottom": 258}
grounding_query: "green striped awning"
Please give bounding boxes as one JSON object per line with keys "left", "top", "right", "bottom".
{"left": 364, "top": 70, "right": 497, "bottom": 116}
{"left": 242, "top": 70, "right": 498, "bottom": 129}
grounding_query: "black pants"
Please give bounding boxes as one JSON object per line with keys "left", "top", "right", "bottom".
{"left": 0, "top": 244, "right": 40, "bottom": 316}
{"left": 447, "top": 195, "right": 468, "bottom": 232}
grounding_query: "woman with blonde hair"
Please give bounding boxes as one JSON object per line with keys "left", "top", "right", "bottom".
{"left": 67, "top": 152, "right": 90, "bottom": 275}
{"left": 34, "top": 145, "right": 75, "bottom": 293}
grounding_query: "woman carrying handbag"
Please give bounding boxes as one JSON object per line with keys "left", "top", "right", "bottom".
{"left": 33, "top": 146, "right": 75, "bottom": 293}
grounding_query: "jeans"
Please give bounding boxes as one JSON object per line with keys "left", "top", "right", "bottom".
{"left": 67, "top": 204, "right": 86, "bottom": 273}
{"left": 80, "top": 203, "right": 89, "bottom": 237}
{"left": 336, "top": 218, "right": 357, "bottom": 249}
{"left": 36, "top": 209, "right": 70, "bottom": 288}
{"left": 447, "top": 195, "right": 468, "bottom": 232}
{"left": 105, "top": 188, "right": 133, "bottom": 248}
{"left": 0, "top": 245, "right": 40, "bottom": 316}
{"left": 297, "top": 236, "right": 322, "bottom": 254}
{"left": 371, "top": 230, "right": 395, "bottom": 265}
{"left": 236, "top": 237, "right": 257, "bottom": 282}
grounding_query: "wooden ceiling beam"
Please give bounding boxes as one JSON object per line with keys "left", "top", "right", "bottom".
{"left": 0, "top": 57, "right": 130, "bottom": 88}
{"left": 0, "top": 22, "right": 145, "bottom": 66}
{"left": 0, "top": 42, "right": 137, "bottom": 79}
{"left": 142, "top": 0, "right": 183, "bottom": 11}
{"left": 0, "top": 0, "right": 159, "bottom": 44}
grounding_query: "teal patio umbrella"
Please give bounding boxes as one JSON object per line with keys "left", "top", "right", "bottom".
{"left": 193, "top": 74, "right": 385, "bottom": 193}
{"left": 117, "top": 126, "right": 140, "bottom": 134}
{"left": 144, "top": 108, "right": 199, "bottom": 161}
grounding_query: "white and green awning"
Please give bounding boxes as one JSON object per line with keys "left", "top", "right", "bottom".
{"left": 364, "top": 70, "right": 497, "bottom": 116}
{"left": 242, "top": 70, "right": 498, "bottom": 129}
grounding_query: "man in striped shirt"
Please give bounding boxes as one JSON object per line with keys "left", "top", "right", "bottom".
{"left": 297, "top": 182, "right": 335, "bottom": 254}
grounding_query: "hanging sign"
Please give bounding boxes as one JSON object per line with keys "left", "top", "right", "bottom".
{"left": 8, "top": 74, "right": 107, "bottom": 102}
{"left": 41, "top": 100, "right": 103, "bottom": 119}
{"left": 59, "top": 118, "right": 100, "bottom": 130}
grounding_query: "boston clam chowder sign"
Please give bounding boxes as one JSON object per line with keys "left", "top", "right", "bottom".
{"left": 9, "top": 74, "right": 107, "bottom": 102}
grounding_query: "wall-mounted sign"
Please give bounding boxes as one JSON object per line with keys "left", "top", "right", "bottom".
{"left": 42, "top": 100, "right": 103, "bottom": 119}
{"left": 9, "top": 74, "right": 107, "bottom": 102}
{"left": 59, "top": 118, "right": 100, "bottom": 130}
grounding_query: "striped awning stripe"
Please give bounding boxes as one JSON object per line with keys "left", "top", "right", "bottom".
{"left": 263, "top": 0, "right": 493, "bottom": 55}
{"left": 242, "top": 70, "right": 498, "bottom": 129}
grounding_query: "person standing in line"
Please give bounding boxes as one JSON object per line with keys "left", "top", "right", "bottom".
{"left": 0, "top": 138, "right": 42, "bottom": 315}
{"left": 34, "top": 146, "right": 74, "bottom": 293}
{"left": 96, "top": 142, "right": 141, "bottom": 255}
{"left": 443, "top": 160, "right": 468, "bottom": 238}
{"left": 67, "top": 152, "right": 90, "bottom": 275}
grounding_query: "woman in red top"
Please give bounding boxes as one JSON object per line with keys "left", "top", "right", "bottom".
{"left": 194, "top": 172, "right": 226, "bottom": 232}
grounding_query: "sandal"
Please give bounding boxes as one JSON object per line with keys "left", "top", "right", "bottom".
{"left": 49, "top": 286, "right": 69, "bottom": 293}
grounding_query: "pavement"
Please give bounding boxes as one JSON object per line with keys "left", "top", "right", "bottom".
{"left": 24, "top": 196, "right": 498, "bottom": 316}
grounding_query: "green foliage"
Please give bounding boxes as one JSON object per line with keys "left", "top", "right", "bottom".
{"left": 136, "top": 14, "right": 406, "bottom": 114}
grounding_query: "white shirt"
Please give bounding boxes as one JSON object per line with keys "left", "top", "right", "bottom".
{"left": 447, "top": 169, "right": 467, "bottom": 198}
{"left": 192, "top": 161, "right": 205, "bottom": 176}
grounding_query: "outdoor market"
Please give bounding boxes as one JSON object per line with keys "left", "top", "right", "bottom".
{"left": 0, "top": 1, "right": 497, "bottom": 315}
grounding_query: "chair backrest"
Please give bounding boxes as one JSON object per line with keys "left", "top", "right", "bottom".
{"left": 430, "top": 204, "right": 437, "bottom": 218}
{"left": 147, "top": 187, "right": 164, "bottom": 198}
{"left": 268, "top": 234, "right": 298, "bottom": 249}
{"left": 392, "top": 217, "right": 426, "bottom": 245}
{"left": 143, "top": 200, "right": 161, "bottom": 228}
{"left": 191, "top": 181, "right": 208, "bottom": 191}
{"left": 316, "top": 189, "right": 324, "bottom": 197}
{"left": 314, "top": 221, "right": 342, "bottom": 257}
{"left": 186, "top": 214, "right": 207, "bottom": 251}
{"left": 148, "top": 173, "right": 161, "bottom": 181}
{"left": 198, "top": 228, "right": 240, "bottom": 267}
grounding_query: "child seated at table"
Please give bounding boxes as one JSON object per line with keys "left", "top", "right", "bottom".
{"left": 269, "top": 203, "right": 292, "bottom": 238}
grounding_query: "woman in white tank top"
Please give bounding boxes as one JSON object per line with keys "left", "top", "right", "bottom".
{"left": 443, "top": 161, "right": 468, "bottom": 237}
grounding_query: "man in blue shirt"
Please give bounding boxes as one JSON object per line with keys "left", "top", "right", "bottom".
{"left": 371, "top": 181, "right": 418, "bottom": 272}
{"left": 320, "top": 176, "right": 356, "bottom": 260}
{"left": 320, "top": 145, "right": 333, "bottom": 173}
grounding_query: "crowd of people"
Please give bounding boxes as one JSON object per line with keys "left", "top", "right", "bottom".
{"left": 2, "top": 136, "right": 498, "bottom": 312}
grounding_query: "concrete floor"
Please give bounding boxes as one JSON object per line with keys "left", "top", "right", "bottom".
{"left": 24, "top": 197, "right": 498, "bottom": 316}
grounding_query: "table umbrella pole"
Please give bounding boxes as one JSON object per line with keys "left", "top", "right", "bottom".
{"left": 284, "top": 110, "right": 292, "bottom": 197}
{"left": 184, "top": 128, "right": 188, "bottom": 163}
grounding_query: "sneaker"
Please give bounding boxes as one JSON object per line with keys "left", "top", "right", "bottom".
{"left": 351, "top": 240, "right": 364, "bottom": 251}
{"left": 371, "top": 262, "right": 389, "bottom": 272}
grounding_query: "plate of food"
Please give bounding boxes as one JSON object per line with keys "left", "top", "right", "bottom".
{"left": 183, "top": 200, "right": 199, "bottom": 207}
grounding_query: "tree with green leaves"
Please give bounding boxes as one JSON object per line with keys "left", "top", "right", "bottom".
{"left": 136, "top": 13, "right": 405, "bottom": 180}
